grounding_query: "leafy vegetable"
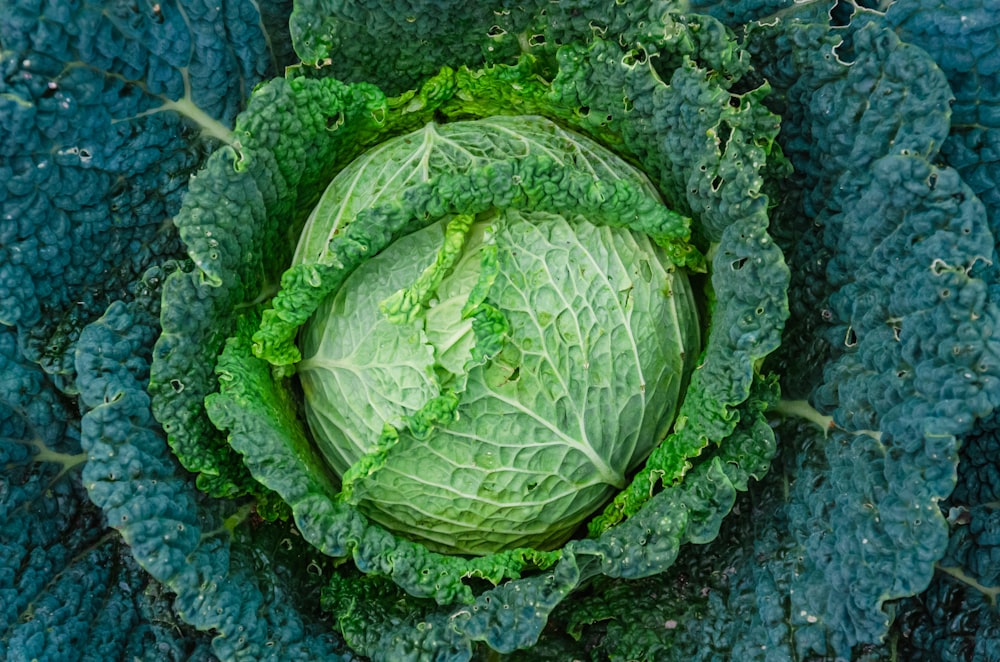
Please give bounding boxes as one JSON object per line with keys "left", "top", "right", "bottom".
{"left": 271, "top": 115, "right": 704, "bottom": 554}
{"left": 4, "top": 1, "right": 1000, "bottom": 660}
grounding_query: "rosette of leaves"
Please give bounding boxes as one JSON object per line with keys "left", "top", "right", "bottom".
{"left": 146, "top": 8, "right": 788, "bottom": 658}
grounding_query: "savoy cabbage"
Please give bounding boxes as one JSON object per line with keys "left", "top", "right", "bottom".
{"left": 3, "top": 1, "right": 1000, "bottom": 660}
{"left": 289, "top": 115, "right": 703, "bottom": 554}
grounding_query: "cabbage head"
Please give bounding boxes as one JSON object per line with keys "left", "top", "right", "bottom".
{"left": 293, "top": 116, "right": 701, "bottom": 554}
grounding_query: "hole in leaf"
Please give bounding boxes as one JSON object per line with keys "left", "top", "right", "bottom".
{"left": 845, "top": 327, "right": 858, "bottom": 347}
{"left": 325, "top": 112, "right": 344, "bottom": 130}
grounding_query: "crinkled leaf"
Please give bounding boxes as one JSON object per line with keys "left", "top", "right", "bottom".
{"left": 0, "top": 0, "right": 292, "bottom": 386}
{"left": 0, "top": 325, "right": 215, "bottom": 661}
{"left": 887, "top": 0, "right": 1000, "bottom": 240}
{"left": 150, "top": 75, "right": 392, "bottom": 498}
{"left": 75, "top": 269, "right": 353, "bottom": 660}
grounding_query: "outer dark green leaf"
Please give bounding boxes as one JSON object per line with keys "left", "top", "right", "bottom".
{"left": 740, "top": 10, "right": 1000, "bottom": 656}
{"left": 76, "top": 268, "right": 354, "bottom": 660}
{"left": 0, "top": 0, "right": 293, "bottom": 386}
{"left": 887, "top": 0, "right": 1000, "bottom": 238}
{"left": 0, "top": 323, "right": 215, "bottom": 661}
{"left": 877, "top": 414, "right": 1000, "bottom": 660}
